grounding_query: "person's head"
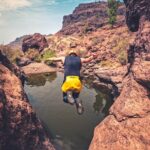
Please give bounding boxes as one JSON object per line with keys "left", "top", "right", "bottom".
{"left": 67, "top": 50, "right": 79, "bottom": 57}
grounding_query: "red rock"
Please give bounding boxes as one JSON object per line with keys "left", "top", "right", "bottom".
{"left": 0, "top": 51, "right": 55, "bottom": 150}
{"left": 22, "top": 33, "right": 48, "bottom": 52}
{"left": 90, "top": 0, "right": 150, "bottom": 149}
{"left": 58, "top": 2, "right": 125, "bottom": 35}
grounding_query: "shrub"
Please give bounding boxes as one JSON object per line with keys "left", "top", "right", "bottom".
{"left": 107, "top": 0, "right": 119, "bottom": 27}
{"left": 34, "top": 49, "right": 56, "bottom": 63}
{"left": 41, "top": 49, "right": 56, "bottom": 61}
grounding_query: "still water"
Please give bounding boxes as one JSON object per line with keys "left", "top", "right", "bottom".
{"left": 24, "top": 72, "right": 113, "bottom": 150}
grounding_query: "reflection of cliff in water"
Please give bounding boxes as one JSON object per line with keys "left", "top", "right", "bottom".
{"left": 26, "top": 72, "right": 57, "bottom": 87}
{"left": 93, "top": 90, "right": 112, "bottom": 115}
{"left": 83, "top": 78, "right": 113, "bottom": 115}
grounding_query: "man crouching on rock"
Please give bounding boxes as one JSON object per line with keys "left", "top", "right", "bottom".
{"left": 47, "top": 50, "right": 97, "bottom": 114}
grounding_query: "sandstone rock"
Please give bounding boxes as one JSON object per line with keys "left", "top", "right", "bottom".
{"left": 0, "top": 63, "right": 55, "bottom": 150}
{"left": 22, "top": 33, "right": 48, "bottom": 53}
{"left": 22, "top": 62, "right": 56, "bottom": 75}
{"left": 90, "top": 114, "right": 150, "bottom": 150}
{"left": 95, "top": 66, "right": 128, "bottom": 85}
{"left": 90, "top": 0, "right": 150, "bottom": 149}
{"left": 0, "top": 50, "right": 25, "bottom": 83}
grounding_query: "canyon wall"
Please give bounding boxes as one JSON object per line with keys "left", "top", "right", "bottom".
{"left": 58, "top": 2, "right": 125, "bottom": 35}
{"left": 89, "top": 0, "right": 150, "bottom": 149}
{"left": 0, "top": 51, "right": 55, "bottom": 150}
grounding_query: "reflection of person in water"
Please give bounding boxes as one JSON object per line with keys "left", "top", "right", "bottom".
{"left": 47, "top": 49, "right": 97, "bottom": 114}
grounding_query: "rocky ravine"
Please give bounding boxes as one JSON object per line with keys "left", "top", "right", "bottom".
{"left": 89, "top": 0, "right": 150, "bottom": 150}
{"left": 46, "top": 2, "right": 135, "bottom": 95}
{"left": 0, "top": 51, "right": 55, "bottom": 150}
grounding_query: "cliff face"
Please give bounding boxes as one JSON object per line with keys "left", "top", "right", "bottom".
{"left": 58, "top": 2, "right": 125, "bottom": 35}
{"left": 89, "top": 0, "right": 150, "bottom": 149}
{"left": 124, "top": 0, "right": 150, "bottom": 32}
{"left": 0, "top": 51, "right": 55, "bottom": 150}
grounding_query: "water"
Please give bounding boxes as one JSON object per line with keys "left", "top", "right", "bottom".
{"left": 24, "top": 72, "right": 113, "bottom": 150}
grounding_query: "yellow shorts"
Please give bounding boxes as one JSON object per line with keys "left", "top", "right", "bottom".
{"left": 61, "top": 76, "right": 82, "bottom": 93}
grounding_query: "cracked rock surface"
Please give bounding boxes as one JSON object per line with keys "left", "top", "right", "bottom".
{"left": 0, "top": 51, "right": 55, "bottom": 150}
{"left": 89, "top": 0, "right": 150, "bottom": 149}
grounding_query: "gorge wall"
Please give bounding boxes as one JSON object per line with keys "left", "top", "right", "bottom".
{"left": 58, "top": 1, "right": 125, "bottom": 35}
{"left": 0, "top": 51, "right": 55, "bottom": 150}
{"left": 89, "top": 0, "right": 150, "bottom": 149}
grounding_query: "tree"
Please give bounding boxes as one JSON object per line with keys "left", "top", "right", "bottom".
{"left": 107, "top": 0, "right": 119, "bottom": 27}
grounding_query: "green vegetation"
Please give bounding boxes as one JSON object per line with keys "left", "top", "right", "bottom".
{"left": 42, "top": 50, "right": 55, "bottom": 60}
{"left": 24, "top": 48, "right": 55, "bottom": 63}
{"left": 34, "top": 48, "right": 56, "bottom": 63}
{"left": 107, "top": 0, "right": 119, "bottom": 27}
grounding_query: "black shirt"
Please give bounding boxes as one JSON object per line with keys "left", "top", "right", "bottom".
{"left": 64, "top": 55, "right": 81, "bottom": 77}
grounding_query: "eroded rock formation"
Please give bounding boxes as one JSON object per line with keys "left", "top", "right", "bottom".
{"left": 22, "top": 33, "right": 48, "bottom": 53}
{"left": 89, "top": 0, "right": 150, "bottom": 149}
{"left": 0, "top": 50, "right": 55, "bottom": 150}
{"left": 58, "top": 2, "right": 125, "bottom": 35}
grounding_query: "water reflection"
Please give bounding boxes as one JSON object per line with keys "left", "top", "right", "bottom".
{"left": 26, "top": 72, "right": 57, "bottom": 87}
{"left": 83, "top": 79, "right": 111, "bottom": 115}
{"left": 24, "top": 72, "right": 113, "bottom": 150}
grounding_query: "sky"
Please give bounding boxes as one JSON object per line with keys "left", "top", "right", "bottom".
{"left": 0, "top": 0, "right": 108, "bottom": 44}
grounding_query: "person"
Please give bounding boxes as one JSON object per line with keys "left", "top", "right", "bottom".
{"left": 47, "top": 50, "right": 97, "bottom": 114}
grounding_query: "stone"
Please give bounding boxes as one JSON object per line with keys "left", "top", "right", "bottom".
{"left": 0, "top": 51, "right": 55, "bottom": 150}
{"left": 22, "top": 33, "right": 48, "bottom": 52}
{"left": 90, "top": 0, "right": 150, "bottom": 149}
{"left": 22, "top": 62, "right": 56, "bottom": 75}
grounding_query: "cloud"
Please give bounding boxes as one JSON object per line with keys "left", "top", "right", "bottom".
{"left": 0, "top": 0, "right": 31, "bottom": 11}
{"left": 47, "top": 0, "right": 56, "bottom": 5}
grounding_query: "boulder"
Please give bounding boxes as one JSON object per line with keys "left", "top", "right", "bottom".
{"left": 22, "top": 33, "right": 48, "bottom": 52}
{"left": 16, "top": 57, "right": 32, "bottom": 67}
